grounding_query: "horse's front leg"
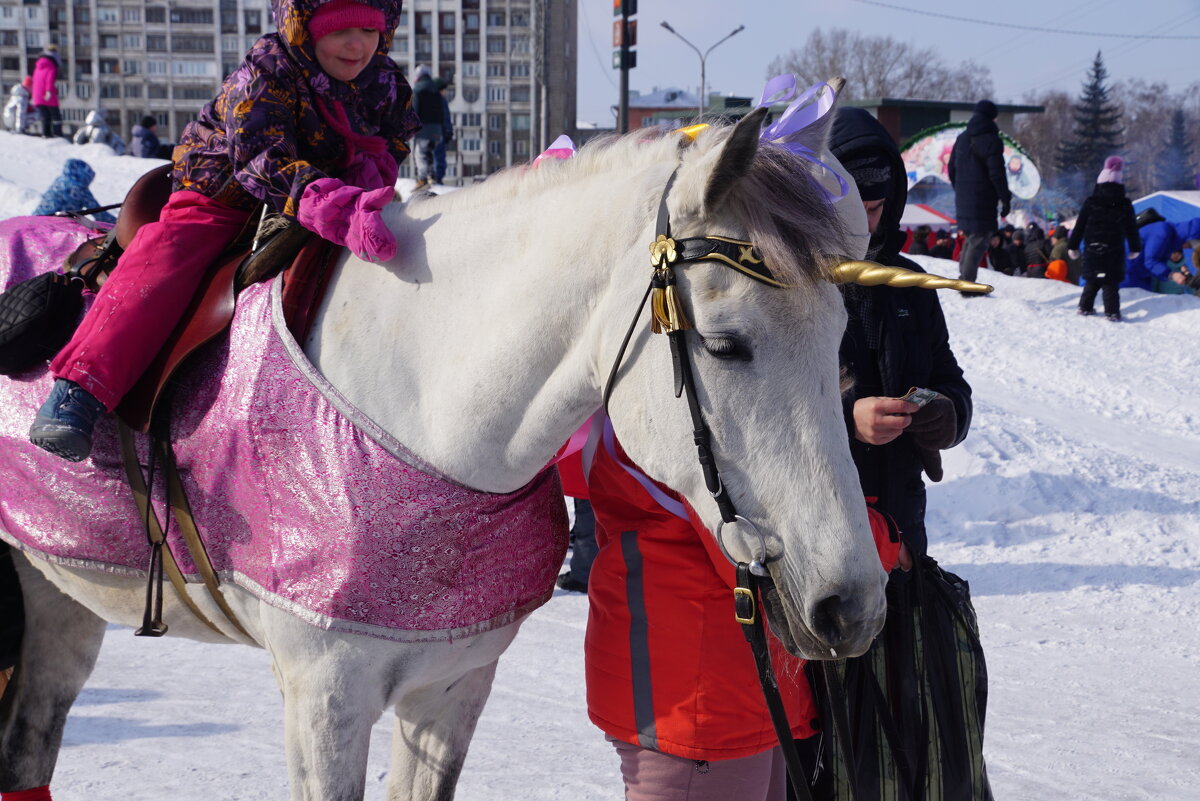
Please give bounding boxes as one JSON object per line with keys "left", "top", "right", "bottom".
{"left": 260, "top": 608, "right": 391, "bottom": 801}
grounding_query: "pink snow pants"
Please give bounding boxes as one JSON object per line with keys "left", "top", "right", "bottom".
{"left": 610, "top": 737, "right": 786, "bottom": 801}
{"left": 51, "top": 190, "right": 253, "bottom": 410}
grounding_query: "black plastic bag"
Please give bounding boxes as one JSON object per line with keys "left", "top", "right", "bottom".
{"left": 0, "top": 271, "right": 84, "bottom": 375}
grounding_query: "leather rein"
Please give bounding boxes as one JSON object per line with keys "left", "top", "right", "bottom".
{"left": 600, "top": 169, "right": 834, "bottom": 800}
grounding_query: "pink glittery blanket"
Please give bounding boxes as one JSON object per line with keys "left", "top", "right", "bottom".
{"left": 0, "top": 216, "right": 569, "bottom": 641}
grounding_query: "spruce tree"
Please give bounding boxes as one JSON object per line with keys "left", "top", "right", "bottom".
{"left": 1055, "top": 52, "right": 1124, "bottom": 200}
{"left": 1154, "top": 108, "right": 1196, "bottom": 190}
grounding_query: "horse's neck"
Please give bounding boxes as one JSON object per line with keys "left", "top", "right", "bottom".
{"left": 306, "top": 172, "right": 650, "bottom": 493}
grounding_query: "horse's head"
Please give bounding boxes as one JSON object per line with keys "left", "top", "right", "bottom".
{"left": 602, "top": 99, "right": 890, "bottom": 659}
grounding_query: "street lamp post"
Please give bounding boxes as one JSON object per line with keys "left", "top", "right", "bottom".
{"left": 660, "top": 21, "right": 745, "bottom": 121}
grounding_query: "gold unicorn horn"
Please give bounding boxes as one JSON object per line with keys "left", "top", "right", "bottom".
{"left": 831, "top": 261, "right": 994, "bottom": 294}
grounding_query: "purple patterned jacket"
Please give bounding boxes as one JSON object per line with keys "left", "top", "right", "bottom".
{"left": 173, "top": 0, "right": 418, "bottom": 219}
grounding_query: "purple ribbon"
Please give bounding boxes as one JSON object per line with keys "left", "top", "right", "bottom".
{"left": 755, "top": 74, "right": 848, "bottom": 201}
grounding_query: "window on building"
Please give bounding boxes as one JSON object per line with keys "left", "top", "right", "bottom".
{"left": 122, "top": 7, "right": 141, "bottom": 23}
{"left": 463, "top": 12, "right": 479, "bottom": 31}
{"left": 486, "top": 86, "right": 506, "bottom": 102}
{"left": 123, "top": 34, "right": 142, "bottom": 49}
{"left": 488, "top": 140, "right": 502, "bottom": 156}
{"left": 461, "top": 138, "right": 480, "bottom": 151}
{"left": 1, "top": 56, "right": 20, "bottom": 71}
{"left": 25, "top": 31, "right": 44, "bottom": 48}
{"left": 221, "top": 10, "right": 238, "bottom": 33}
{"left": 461, "top": 112, "right": 481, "bottom": 127}
{"left": 510, "top": 12, "right": 529, "bottom": 27}
{"left": 0, "top": 7, "right": 12, "bottom": 20}
{"left": 222, "top": 35, "right": 241, "bottom": 52}
{"left": 462, "top": 36, "right": 479, "bottom": 56}
{"left": 145, "top": 7, "right": 165, "bottom": 23}
{"left": 0, "top": 32, "right": 16, "bottom": 48}
{"left": 439, "top": 11, "right": 455, "bottom": 32}
{"left": 511, "top": 35, "right": 529, "bottom": 54}
{"left": 147, "top": 60, "right": 168, "bottom": 75}
{"left": 393, "top": 37, "right": 408, "bottom": 54}
{"left": 512, "top": 86, "right": 531, "bottom": 103}
{"left": 147, "top": 35, "right": 167, "bottom": 52}
{"left": 76, "top": 83, "right": 92, "bottom": 100}
{"left": 51, "top": 7, "right": 67, "bottom": 24}
{"left": 99, "top": 34, "right": 118, "bottom": 49}
{"left": 100, "top": 83, "right": 120, "bottom": 99}
{"left": 148, "top": 84, "right": 169, "bottom": 98}
{"left": 223, "top": 62, "right": 239, "bottom": 77}
{"left": 398, "top": 11, "right": 408, "bottom": 27}
{"left": 488, "top": 113, "right": 503, "bottom": 130}
{"left": 511, "top": 114, "right": 530, "bottom": 130}
{"left": 172, "top": 35, "right": 216, "bottom": 53}
{"left": 75, "top": 59, "right": 92, "bottom": 76}
{"left": 486, "top": 62, "right": 505, "bottom": 77}
{"left": 172, "top": 61, "right": 217, "bottom": 77}
{"left": 73, "top": 7, "right": 90, "bottom": 24}
{"left": 99, "top": 59, "right": 119, "bottom": 74}
{"left": 171, "top": 8, "right": 213, "bottom": 24}
{"left": 124, "top": 83, "right": 142, "bottom": 98}
{"left": 243, "top": 9, "right": 261, "bottom": 32}
{"left": 461, "top": 86, "right": 479, "bottom": 102}
{"left": 461, "top": 62, "right": 479, "bottom": 77}
{"left": 24, "top": 6, "right": 42, "bottom": 22}
{"left": 96, "top": 6, "right": 118, "bottom": 23}
{"left": 122, "top": 60, "right": 141, "bottom": 74}
{"left": 487, "top": 11, "right": 505, "bottom": 26}
{"left": 415, "top": 12, "right": 432, "bottom": 35}
{"left": 439, "top": 36, "right": 455, "bottom": 59}
{"left": 514, "top": 140, "right": 529, "bottom": 156}
{"left": 486, "top": 36, "right": 505, "bottom": 53}
{"left": 180, "top": 85, "right": 215, "bottom": 100}
{"left": 511, "top": 61, "right": 530, "bottom": 77}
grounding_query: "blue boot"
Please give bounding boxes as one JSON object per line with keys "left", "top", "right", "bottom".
{"left": 29, "top": 379, "right": 107, "bottom": 462}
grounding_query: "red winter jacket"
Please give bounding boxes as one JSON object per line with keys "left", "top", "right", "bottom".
{"left": 30, "top": 54, "right": 59, "bottom": 108}
{"left": 566, "top": 419, "right": 899, "bottom": 761}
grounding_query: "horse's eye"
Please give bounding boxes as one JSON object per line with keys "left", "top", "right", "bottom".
{"left": 702, "top": 335, "right": 752, "bottom": 362}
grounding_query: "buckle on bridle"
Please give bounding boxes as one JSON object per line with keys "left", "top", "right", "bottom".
{"left": 733, "top": 586, "right": 756, "bottom": 624}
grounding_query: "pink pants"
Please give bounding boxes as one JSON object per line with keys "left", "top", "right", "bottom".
{"left": 51, "top": 191, "right": 253, "bottom": 410}
{"left": 610, "top": 737, "right": 786, "bottom": 801}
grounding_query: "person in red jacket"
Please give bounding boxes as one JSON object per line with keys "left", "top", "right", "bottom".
{"left": 565, "top": 417, "right": 899, "bottom": 800}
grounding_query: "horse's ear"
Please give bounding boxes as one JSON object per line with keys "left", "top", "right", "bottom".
{"left": 703, "top": 107, "right": 768, "bottom": 212}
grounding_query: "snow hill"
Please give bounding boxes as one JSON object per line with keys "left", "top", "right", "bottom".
{"left": 2, "top": 132, "right": 1199, "bottom": 800}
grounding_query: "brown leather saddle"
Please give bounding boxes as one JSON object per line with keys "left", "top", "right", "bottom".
{"left": 67, "top": 164, "right": 337, "bottom": 432}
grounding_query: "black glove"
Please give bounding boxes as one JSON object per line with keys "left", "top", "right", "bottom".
{"left": 917, "top": 446, "right": 943, "bottom": 483}
{"left": 907, "top": 395, "right": 957, "bottom": 451}
{"left": 1000, "top": 199, "right": 1011, "bottom": 218}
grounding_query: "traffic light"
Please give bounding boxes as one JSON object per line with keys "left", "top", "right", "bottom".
{"left": 613, "top": 0, "right": 637, "bottom": 17}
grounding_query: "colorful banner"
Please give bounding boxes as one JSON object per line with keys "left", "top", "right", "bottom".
{"left": 902, "top": 123, "right": 1041, "bottom": 200}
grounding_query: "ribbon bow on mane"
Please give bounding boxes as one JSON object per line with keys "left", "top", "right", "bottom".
{"left": 754, "top": 74, "right": 849, "bottom": 202}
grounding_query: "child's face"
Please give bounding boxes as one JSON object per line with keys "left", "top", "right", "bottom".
{"left": 1170, "top": 250, "right": 1184, "bottom": 262}
{"left": 315, "top": 28, "right": 380, "bottom": 83}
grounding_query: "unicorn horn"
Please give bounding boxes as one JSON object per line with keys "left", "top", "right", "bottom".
{"left": 831, "top": 261, "right": 993, "bottom": 294}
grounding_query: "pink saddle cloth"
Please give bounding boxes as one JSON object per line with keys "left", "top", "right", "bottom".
{"left": 0, "top": 215, "right": 569, "bottom": 641}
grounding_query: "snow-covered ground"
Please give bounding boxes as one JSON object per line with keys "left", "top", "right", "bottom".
{"left": 2, "top": 133, "right": 1199, "bottom": 800}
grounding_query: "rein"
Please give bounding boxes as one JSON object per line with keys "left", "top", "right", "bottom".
{"left": 601, "top": 168, "right": 818, "bottom": 801}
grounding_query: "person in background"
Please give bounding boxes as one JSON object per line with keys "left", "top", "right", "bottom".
{"left": 948, "top": 99, "right": 1011, "bottom": 290}
{"left": 908, "top": 224, "right": 931, "bottom": 256}
{"left": 1068, "top": 156, "right": 1141, "bottom": 321}
{"left": 73, "top": 109, "right": 127, "bottom": 154}
{"left": 1002, "top": 228, "right": 1027, "bottom": 276}
{"left": 3, "top": 76, "right": 32, "bottom": 134}
{"left": 410, "top": 64, "right": 444, "bottom": 189}
{"left": 432, "top": 81, "right": 453, "bottom": 185}
{"left": 30, "top": 44, "right": 62, "bottom": 138}
{"left": 1045, "top": 226, "right": 1077, "bottom": 283}
{"left": 986, "top": 230, "right": 1014, "bottom": 275}
{"left": 555, "top": 498, "right": 596, "bottom": 593}
{"left": 1023, "top": 223, "right": 1049, "bottom": 277}
{"left": 929, "top": 229, "right": 953, "bottom": 259}
{"left": 28, "top": 0, "right": 417, "bottom": 463}
{"left": 830, "top": 105, "right": 972, "bottom": 561}
{"left": 31, "top": 158, "right": 116, "bottom": 224}
{"left": 130, "top": 115, "right": 162, "bottom": 159}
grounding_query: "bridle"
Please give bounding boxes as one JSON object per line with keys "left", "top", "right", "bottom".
{"left": 600, "top": 166, "right": 825, "bottom": 801}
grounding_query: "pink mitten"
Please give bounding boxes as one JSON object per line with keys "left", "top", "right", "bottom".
{"left": 298, "top": 178, "right": 396, "bottom": 262}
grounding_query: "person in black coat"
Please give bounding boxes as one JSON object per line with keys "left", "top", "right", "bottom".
{"left": 829, "top": 107, "right": 973, "bottom": 560}
{"left": 1068, "top": 156, "right": 1142, "bottom": 321}
{"left": 948, "top": 100, "right": 1012, "bottom": 287}
{"left": 410, "top": 65, "right": 445, "bottom": 187}
{"left": 986, "top": 231, "right": 1015, "bottom": 275}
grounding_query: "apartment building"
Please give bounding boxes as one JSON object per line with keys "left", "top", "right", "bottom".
{"left": 0, "top": 0, "right": 272, "bottom": 142}
{"left": 392, "top": 0, "right": 576, "bottom": 182}
{"left": 0, "top": 0, "right": 576, "bottom": 184}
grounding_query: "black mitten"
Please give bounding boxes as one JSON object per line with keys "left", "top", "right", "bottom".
{"left": 907, "top": 395, "right": 957, "bottom": 451}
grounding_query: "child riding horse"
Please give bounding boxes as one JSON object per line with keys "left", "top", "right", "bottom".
{"left": 30, "top": 0, "right": 418, "bottom": 462}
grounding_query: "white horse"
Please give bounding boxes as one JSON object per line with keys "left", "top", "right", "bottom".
{"left": 1, "top": 107, "right": 898, "bottom": 800}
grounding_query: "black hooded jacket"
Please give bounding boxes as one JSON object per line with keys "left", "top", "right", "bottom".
{"left": 829, "top": 107, "right": 973, "bottom": 557}
{"left": 1068, "top": 182, "right": 1141, "bottom": 281}
{"left": 948, "top": 112, "right": 1012, "bottom": 234}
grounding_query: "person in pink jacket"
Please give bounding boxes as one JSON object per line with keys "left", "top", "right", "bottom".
{"left": 29, "top": 44, "right": 61, "bottom": 138}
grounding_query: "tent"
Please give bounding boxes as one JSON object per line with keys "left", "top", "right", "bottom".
{"left": 1131, "top": 190, "right": 1200, "bottom": 223}
{"left": 899, "top": 203, "right": 955, "bottom": 229}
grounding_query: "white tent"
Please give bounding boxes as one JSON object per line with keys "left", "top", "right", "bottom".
{"left": 899, "top": 203, "right": 955, "bottom": 229}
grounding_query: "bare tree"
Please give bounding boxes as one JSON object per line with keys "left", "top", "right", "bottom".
{"left": 767, "top": 28, "right": 993, "bottom": 101}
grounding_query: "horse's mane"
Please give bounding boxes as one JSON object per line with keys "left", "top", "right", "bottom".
{"left": 416, "top": 121, "right": 849, "bottom": 286}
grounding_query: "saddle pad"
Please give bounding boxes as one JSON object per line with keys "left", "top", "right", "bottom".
{"left": 0, "top": 215, "right": 569, "bottom": 641}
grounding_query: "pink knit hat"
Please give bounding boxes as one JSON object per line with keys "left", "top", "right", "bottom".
{"left": 308, "top": 0, "right": 386, "bottom": 43}
{"left": 1097, "top": 155, "right": 1124, "bottom": 184}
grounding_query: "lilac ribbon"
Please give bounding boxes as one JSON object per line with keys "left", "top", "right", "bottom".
{"left": 755, "top": 74, "right": 848, "bottom": 201}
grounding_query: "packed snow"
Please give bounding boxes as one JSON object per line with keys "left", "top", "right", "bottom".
{"left": 2, "top": 132, "right": 1198, "bottom": 800}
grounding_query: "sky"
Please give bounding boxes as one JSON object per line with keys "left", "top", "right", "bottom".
{"left": 3, "top": 131, "right": 1200, "bottom": 800}
{"left": 576, "top": 0, "right": 1200, "bottom": 125}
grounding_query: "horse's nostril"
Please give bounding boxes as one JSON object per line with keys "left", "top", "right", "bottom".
{"left": 810, "top": 593, "right": 850, "bottom": 648}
